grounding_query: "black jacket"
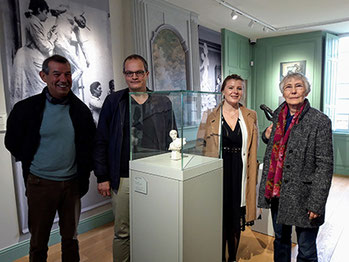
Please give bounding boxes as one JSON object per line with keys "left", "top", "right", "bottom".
{"left": 94, "top": 88, "right": 176, "bottom": 192}
{"left": 5, "top": 89, "right": 96, "bottom": 197}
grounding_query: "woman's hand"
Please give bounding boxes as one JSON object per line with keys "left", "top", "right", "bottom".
{"left": 264, "top": 124, "right": 273, "bottom": 139}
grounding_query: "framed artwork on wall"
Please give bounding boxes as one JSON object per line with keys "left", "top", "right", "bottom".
{"left": 150, "top": 24, "right": 189, "bottom": 91}
{"left": 280, "top": 60, "right": 306, "bottom": 80}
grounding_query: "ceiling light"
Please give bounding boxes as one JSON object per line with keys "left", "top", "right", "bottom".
{"left": 217, "top": 0, "right": 276, "bottom": 31}
{"left": 219, "top": 0, "right": 349, "bottom": 32}
{"left": 248, "top": 20, "right": 255, "bottom": 28}
{"left": 231, "top": 10, "right": 238, "bottom": 20}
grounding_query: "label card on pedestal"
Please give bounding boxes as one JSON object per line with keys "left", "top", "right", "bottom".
{"left": 134, "top": 176, "right": 148, "bottom": 195}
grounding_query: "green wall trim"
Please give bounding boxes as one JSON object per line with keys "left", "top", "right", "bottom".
{"left": 258, "top": 31, "right": 324, "bottom": 44}
{"left": 333, "top": 133, "right": 349, "bottom": 176}
{"left": 0, "top": 209, "right": 113, "bottom": 262}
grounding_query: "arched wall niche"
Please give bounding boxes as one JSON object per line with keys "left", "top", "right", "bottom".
{"left": 150, "top": 24, "right": 189, "bottom": 91}
{"left": 132, "top": 0, "right": 200, "bottom": 91}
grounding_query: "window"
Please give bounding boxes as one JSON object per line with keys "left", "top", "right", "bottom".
{"left": 324, "top": 34, "right": 349, "bottom": 133}
{"left": 334, "top": 37, "right": 349, "bottom": 131}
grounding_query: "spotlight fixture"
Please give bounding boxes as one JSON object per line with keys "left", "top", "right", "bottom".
{"left": 248, "top": 20, "right": 255, "bottom": 28}
{"left": 217, "top": 0, "right": 276, "bottom": 32}
{"left": 231, "top": 10, "right": 238, "bottom": 20}
{"left": 217, "top": 0, "right": 349, "bottom": 33}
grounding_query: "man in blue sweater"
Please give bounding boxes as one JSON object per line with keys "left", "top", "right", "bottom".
{"left": 94, "top": 54, "right": 175, "bottom": 262}
{"left": 5, "top": 55, "right": 95, "bottom": 262}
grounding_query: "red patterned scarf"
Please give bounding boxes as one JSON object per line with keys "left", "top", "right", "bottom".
{"left": 264, "top": 103, "right": 305, "bottom": 199}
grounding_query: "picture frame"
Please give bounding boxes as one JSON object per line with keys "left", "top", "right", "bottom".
{"left": 280, "top": 60, "right": 306, "bottom": 80}
{"left": 150, "top": 24, "right": 189, "bottom": 91}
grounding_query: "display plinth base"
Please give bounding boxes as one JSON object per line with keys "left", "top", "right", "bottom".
{"left": 130, "top": 153, "right": 223, "bottom": 262}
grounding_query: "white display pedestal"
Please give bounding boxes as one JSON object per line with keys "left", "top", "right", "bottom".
{"left": 130, "top": 153, "right": 223, "bottom": 262}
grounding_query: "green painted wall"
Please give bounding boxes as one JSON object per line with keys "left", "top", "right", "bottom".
{"left": 251, "top": 31, "right": 324, "bottom": 160}
{"left": 333, "top": 133, "right": 349, "bottom": 175}
{"left": 221, "top": 29, "right": 253, "bottom": 107}
{"left": 247, "top": 31, "right": 348, "bottom": 175}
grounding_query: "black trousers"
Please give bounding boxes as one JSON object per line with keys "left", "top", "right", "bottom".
{"left": 26, "top": 174, "right": 81, "bottom": 262}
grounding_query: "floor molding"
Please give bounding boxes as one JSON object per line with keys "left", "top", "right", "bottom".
{"left": 0, "top": 209, "right": 113, "bottom": 262}
{"left": 334, "top": 167, "right": 349, "bottom": 176}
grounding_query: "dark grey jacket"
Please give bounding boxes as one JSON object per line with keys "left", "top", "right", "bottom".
{"left": 258, "top": 99, "right": 333, "bottom": 228}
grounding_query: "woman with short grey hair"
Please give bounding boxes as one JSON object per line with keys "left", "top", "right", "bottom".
{"left": 258, "top": 72, "right": 333, "bottom": 262}
{"left": 278, "top": 72, "right": 311, "bottom": 94}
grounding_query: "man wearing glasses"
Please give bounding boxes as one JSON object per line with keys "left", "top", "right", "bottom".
{"left": 94, "top": 54, "right": 175, "bottom": 261}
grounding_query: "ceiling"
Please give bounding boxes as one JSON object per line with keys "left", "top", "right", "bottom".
{"left": 165, "top": 0, "right": 349, "bottom": 40}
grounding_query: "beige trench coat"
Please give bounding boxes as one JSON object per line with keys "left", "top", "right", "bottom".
{"left": 198, "top": 103, "right": 259, "bottom": 222}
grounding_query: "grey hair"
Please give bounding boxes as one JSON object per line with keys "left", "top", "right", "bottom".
{"left": 279, "top": 72, "right": 311, "bottom": 94}
{"left": 42, "top": 55, "right": 70, "bottom": 74}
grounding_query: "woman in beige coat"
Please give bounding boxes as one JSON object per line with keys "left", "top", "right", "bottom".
{"left": 200, "top": 74, "right": 258, "bottom": 262}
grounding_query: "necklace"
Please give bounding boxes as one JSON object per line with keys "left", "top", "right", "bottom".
{"left": 223, "top": 109, "right": 239, "bottom": 119}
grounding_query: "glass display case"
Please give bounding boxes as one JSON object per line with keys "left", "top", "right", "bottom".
{"left": 129, "top": 90, "right": 222, "bottom": 170}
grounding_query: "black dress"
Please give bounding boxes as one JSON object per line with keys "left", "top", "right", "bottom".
{"left": 222, "top": 117, "right": 244, "bottom": 262}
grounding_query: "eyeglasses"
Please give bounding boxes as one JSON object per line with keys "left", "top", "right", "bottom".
{"left": 283, "top": 85, "right": 305, "bottom": 92}
{"left": 124, "top": 70, "right": 146, "bottom": 78}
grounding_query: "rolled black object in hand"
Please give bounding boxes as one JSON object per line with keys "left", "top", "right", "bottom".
{"left": 260, "top": 104, "right": 273, "bottom": 121}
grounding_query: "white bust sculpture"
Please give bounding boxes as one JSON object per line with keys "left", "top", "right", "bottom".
{"left": 169, "top": 130, "right": 186, "bottom": 160}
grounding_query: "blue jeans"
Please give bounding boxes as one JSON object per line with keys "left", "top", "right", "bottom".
{"left": 271, "top": 198, "right": 319, "bottom": 262}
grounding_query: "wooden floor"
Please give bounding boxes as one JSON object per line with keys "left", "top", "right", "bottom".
{"left": 15, "top": 223, "right": 114, "bottom": 262}
{"left": 15, "top": 175, "right": 349, "bottom": 262}
{"left": 316, "top": 175, "right": 349, "bottom": 262}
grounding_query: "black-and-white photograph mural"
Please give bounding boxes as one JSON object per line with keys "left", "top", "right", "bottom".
{"left": 199, "top": 38, "right": 221, "bottom": 112}
{"left": 7, "top": 0, "right": 113, "bottom": 109}
{"left": 88, "top": 81, "right": 103, "bottom": 124}
{"left": 0, "top": 0, "right": 113, "bottom": 233}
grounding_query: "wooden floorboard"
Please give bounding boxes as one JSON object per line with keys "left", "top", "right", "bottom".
{"left": 14, "top": 223, "right": 113, "bottom": 262}
{"left": 317, "top": 175, "right": 349, "bottom": 262}
{"left": 14, "top": 175, "right": 349, "bottom": 262}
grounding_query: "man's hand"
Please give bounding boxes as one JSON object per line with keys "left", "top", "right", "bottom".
{"left": 98, "top": 181, "right": 111, "bottom": 197}
{"left": 308, "top": 211, "right": 319, "bottom": 220}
